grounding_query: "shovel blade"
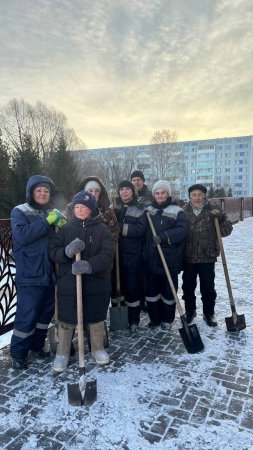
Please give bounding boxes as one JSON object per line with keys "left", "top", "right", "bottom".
{"left": 67, "top": 380, "right": 97, "bottom": 407}
{"left": 225, "top": 313, "right": 246, "bottom": 332}
{"left": 179, "top": 323, "right": 204, "bottom": 354}
{"left": 109, "top": 304, "right": 128, "bottom": 331}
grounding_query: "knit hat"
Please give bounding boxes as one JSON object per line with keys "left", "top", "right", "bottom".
{"left": 118, "top": 180, "right": 136, "bottom": 195}
{"left": 71, "top": 190, "right": 97, "bottom": 211}
{"left": 84, "top": 180, "right": 101, "bottom": 192}
{"left": 152, "top": 180, "right": 171, "bottom": 196}
{"left": 131, "top": 170, "right": 145, "bottom": 182}
{"left": 188, "top": 184, "right": 207, "bottom": 195}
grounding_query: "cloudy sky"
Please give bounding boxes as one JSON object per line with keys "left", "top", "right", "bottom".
{"left": 0, "top": 0, "right": 252, "bottom": 149}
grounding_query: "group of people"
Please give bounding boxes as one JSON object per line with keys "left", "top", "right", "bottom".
{"left": 9, "top": 170, "right": 233, "bottom": 371}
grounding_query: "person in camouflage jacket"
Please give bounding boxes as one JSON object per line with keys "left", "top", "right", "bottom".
{"left": 182, "top": 184, "right": 233, "bottom": 327}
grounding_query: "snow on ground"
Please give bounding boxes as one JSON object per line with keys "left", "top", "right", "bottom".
{"left": 1, "top": 218, "right": 253, "bottom": 449}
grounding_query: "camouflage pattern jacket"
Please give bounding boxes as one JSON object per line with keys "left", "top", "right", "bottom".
{"left": 183, "top": 201, "right": 233, "bottom": 264}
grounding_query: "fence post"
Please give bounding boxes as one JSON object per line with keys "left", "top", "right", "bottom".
{"left": 240, "top": 197, "right": 244, "bottom": 221}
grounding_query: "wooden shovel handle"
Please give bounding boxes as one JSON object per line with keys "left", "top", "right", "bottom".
{"left": 115, "top": 242, "right": 121, "bottom": 296}
{"left": 146, "top": 212, "right": 184, "bottom": 316}
{"left": 76, "top": 252, "right": 85, "bottom": 369}
{"left": 214, "top": 217, "right": 235, "bottom": 308}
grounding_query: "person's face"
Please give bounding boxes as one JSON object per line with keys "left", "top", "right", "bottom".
{"left": 88, "top": 188, "right": 100, "bottom": 201}
{"left": 131, "top": 177, "right": 144, "bottom": 192}
{"left": 154, "top": 189, "right": 169, "bottom": 205}
{"left": 190, "top": 189, "right": 206, "bottom": 207}
{"left": 74, "top": 204, "right": 92, "bottom": 220}
{"left": 119, "top": 187, "right": 133, "bottom": 203}
{"left": 33, "top": 187, "right": 50, "bottom": 205}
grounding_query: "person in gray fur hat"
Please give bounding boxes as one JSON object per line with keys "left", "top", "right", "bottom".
{"left": 144, "top": 180, "right": 188, "bottom": 330}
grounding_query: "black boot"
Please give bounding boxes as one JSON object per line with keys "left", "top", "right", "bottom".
{"left": 185, "top": 310, "right": 197, "bottom": 324}
{"left": 203, "top": 314, "right": 217, "bottom": 327}
{"left": 11, "top": 357, "right": 28, "bottom": 370}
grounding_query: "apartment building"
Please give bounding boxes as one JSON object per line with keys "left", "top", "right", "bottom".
{"left": 74, "top": 135, "right": 253, "bottom": 198}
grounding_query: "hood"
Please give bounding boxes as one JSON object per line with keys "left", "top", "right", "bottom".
{"left": 26, "top": 175, "right": 56, "bottom": 204}
{"left": 78, "top": 176, "right": 110, "bottom": 210}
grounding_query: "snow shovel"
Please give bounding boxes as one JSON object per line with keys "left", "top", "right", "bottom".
{"left": 214, "top": 217, "right": 246, "bottom": 332}
{"left": 147, "top": 212, "right": 204, "bottom": 354}
{"left": 109, "top": 242, "right": 128, "bottom": 331}
{"left": 67, "top": 252, "right": 97, "bottom": 406}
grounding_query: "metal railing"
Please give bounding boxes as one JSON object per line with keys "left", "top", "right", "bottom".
{"left": 1, "top": 196, "right": 253, "bottom": 335}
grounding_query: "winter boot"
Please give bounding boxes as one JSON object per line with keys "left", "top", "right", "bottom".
{"left": 53, "top": 322, "right": 75, "bottom": 372}
{"left": 89, "top": 321, "right": 109, "bottom": 365}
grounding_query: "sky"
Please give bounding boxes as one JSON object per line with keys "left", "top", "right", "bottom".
{"left": 1, "top": 217, "right": 253, "bottom": 449}
{"left": 0, "top": 0, "right": 252, "bottom": 149}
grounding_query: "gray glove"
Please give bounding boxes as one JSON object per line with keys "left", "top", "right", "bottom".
{"left": 210, "top": 209, "right": 226, "bottom": 222}
{"left": 65, "top": 238, "right": 85, "bottom": 258}
{"left": 153, "top": 235, "right": 162, "bottom": 247}
{"left": 72, "top": 260, "right": 92, "bottom": 275}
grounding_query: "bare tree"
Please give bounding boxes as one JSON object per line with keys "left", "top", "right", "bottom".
{"left": 0, "top": 98, "right": 85, "bottom": 161}
{"left": 149, "top": 129, "right": 185, "bottom": 195}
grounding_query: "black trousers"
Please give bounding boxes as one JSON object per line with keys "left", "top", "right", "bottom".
{"left": 182, "top": 262, "right": 217, "bottom": 317}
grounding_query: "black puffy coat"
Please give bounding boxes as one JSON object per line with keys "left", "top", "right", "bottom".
{"left": 144, "top": 199, "right": 188, "bottom": 274}
{"left": 49, "top": 214, "right": 115, "bottom": 325}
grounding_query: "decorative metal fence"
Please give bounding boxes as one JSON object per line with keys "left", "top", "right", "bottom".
{"left": 1, "top": 196, "right": 253, "bottom": 336}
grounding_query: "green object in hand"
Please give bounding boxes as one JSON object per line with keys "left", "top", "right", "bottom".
{"left": 46, "top": 209, "right": 66, "bottom": 225}
{"left": 55, "top": 217, "right": 67, "bottom": 228}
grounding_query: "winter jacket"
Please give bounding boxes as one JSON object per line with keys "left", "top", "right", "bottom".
{"left": 144, "top": 199, "right": 188, "bottom": 274}
{"left": 114, "top": 198, "right": 146, "bottom": 271}
{"left": 183, "top": 200, "right": 233, "bottom": 264}
{"left": 136, "top": 185, "right": 153, "bottom": 207}
{"left": 11, "top": 175, "right": 57, "bottom": 286}
{"left": 49, "top": 213, "right": 115, "bottom": 325}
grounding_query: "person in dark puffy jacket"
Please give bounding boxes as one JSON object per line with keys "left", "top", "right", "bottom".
{"left": 182, "top": 184, "right": 233, "bottom": 327}
{"left": 10, "top": 175, "right": 65, "bottom": 370}
{"left": 49, "top": 190, "right": 115, "bottom": 372}
{"left": 144, "top": 180, "right": 188, "bottom": 331}
{"left": 130, "top": 170, "right": 153, "bottom": 207}
{"left": 113, "top": 180, "right": 146, "bottom": 332}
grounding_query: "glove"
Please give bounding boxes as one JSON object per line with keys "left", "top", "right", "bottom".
{"left": 210, "top": 209, "right": 226, "bottom": 222}
{"left": 46, "top": 209, "right": 66, "bottom": 226}
{"left": 72, "top": 260, "right": 92, "bottom": 275}
{"left": 55, "top": 217, "right": 67, "bottom": 228}
{"left": 65, "top": 238, "right": 85, "bottom": 258}
{"left": 153, "top": 235, "right": 162, "bottom": 247}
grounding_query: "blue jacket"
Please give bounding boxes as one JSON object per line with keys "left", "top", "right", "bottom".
{"left": 11, "top": 175, "right": 57, "bottom": 286}
{"left": 144, "top": 199, "right": 188, "bottom": 274}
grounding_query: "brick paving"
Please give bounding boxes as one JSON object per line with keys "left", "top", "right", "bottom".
{"left": 0, "top": 308, "right": 253, "bottom": 449}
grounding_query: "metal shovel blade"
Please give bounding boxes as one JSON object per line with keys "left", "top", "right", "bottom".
{"left": 179, "top": 323, "right": 204, "bottom": 354}
{"left": 225, "top": 313, "right": 246, "bottom": 332}
{"left": 109, "top": 300, "right": 128, "bottom": 331}
{"left": 67, "top": 379, "right": 97, "bottom": 407}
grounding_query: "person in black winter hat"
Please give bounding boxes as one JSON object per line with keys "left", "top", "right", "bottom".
{"left": 50, "top": 190, "right": 115, "bottom": 372}
{"left": 112, "top": 180, "right": 146, "bottom": 332}
{"left": 131, "top": 170, "right": 153, "bottom": 207}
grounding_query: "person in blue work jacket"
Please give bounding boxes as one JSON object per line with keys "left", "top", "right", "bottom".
{"left": 10, "top": 174, "right": 66, "bottom": 370}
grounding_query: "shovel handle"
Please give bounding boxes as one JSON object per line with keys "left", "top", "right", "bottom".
{"left": 146, "top": 212, "right": 184, "bottom": 316}
{"left": 214, "top": 217, "right": 236, "bottom": 308}
{"left": 76, "top": 252, "right": 85, "bottom": 369}
{"left": 115, "top": 242, "right": 121, "bottom": 297}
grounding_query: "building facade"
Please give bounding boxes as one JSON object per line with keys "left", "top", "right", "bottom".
{"left": 74, "top": 135, "right": 253, "bottom": 198}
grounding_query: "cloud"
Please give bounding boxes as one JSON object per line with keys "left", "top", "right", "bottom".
{"left": 0, "top": 0, "right": 252, "bottom": 148}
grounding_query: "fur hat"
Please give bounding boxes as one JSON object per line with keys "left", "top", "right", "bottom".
{"left": 84, "top": 180, "right": 102, "bottom": 192}
{"left": 152, "top": 180, "right": 171, "bottom": 196}
{"left": 131, "top": 170, "right": 145, "bottom": 182}
{"left": 118, "top": 180, "right": 136, "bottom": 195}
{"left": 188, "top": 184, "right": 207, "bottom": 195}
{"left": 71, "top": 190, "right": 97, "bottom": 211}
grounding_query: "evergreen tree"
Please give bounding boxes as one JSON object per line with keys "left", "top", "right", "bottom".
{"left": 45, "top": 133, "right": 80, "bottom": 203}
{"left": 0, "top": 131, "right": 11, "bottom": 217}
{"left": 227, "top": 187, "right": 233, "bottom": 197}
{"left": 214, "top": 187, "right": 226, "bottom": 198}
{"left": 9, "top": 133, "right": 42, "bottom": 207}
{"left": 208, "top": 185, "right": 214, "bottom": 198}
